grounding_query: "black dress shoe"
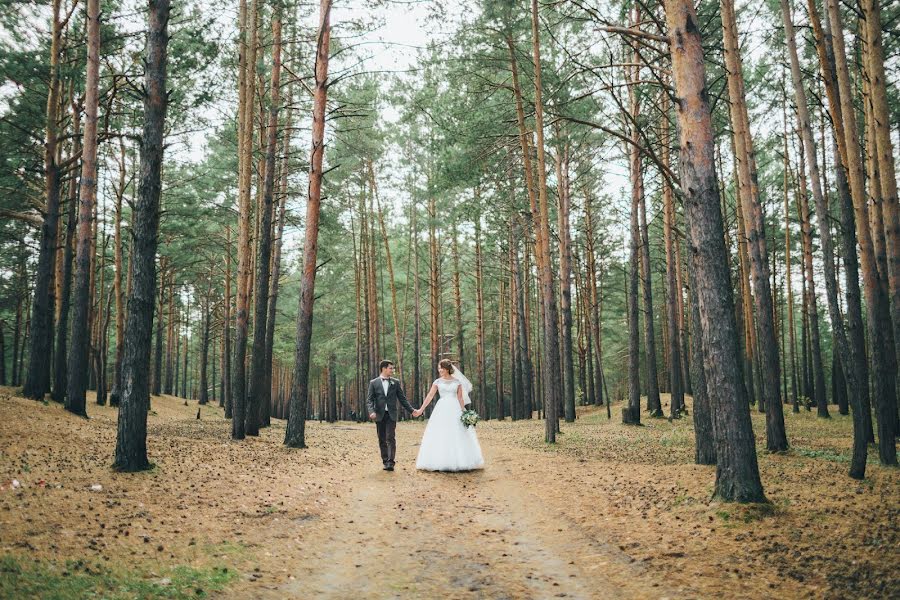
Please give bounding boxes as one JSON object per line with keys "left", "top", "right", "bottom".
{"left": 386, "top": 464, "right": 395, "bottom": 471}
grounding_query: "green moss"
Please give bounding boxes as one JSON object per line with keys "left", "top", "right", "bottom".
{"left": 0, "top": 554, "right": 236, "bottom": 599}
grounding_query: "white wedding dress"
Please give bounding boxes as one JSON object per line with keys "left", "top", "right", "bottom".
{"left": 415, "top": 377, "right": 485, "bottom": 471}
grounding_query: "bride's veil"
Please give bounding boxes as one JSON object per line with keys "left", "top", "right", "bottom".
{"left": 451, "top": 366, "right": 473, "bottom": 406}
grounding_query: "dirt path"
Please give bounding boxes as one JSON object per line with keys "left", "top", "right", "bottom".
{"left": 246, "top": 425, "right": 658, "bottom": 600}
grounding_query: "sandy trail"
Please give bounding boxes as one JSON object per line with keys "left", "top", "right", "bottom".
{"left": 251, "top": 425, "right": 653, "bottom": 600}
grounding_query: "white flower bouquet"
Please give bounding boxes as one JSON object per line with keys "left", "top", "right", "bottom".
{"left": 460, "top": 409, "right": 480, "bottom": 428}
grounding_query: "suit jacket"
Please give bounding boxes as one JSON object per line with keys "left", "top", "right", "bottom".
{"left": 366, "top": 377, "right": 415, "bottom": 422}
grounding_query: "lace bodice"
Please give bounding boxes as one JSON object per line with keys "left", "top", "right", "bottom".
{"left": 434, "top": 378, "right": 460, "bottom": 400}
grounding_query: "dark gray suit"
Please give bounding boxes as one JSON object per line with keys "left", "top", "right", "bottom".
{"left": 366, "top": 377, "right": 415, "bottom": 467}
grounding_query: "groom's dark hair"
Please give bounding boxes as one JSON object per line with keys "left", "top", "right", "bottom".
{"left": 379, "top": 360, "right": 394, "bottom": 371}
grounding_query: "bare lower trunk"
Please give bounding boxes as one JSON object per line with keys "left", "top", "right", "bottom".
{"left": 232, "top": 0, "right": 260, "bottom": 439}
{"left": 23, "top": 0, "right": 63, "bottom": 401}
{"left": 827, "top": 0, "right": 897, "bottom": 465}
{"left": 721, "top": 0, "right": 787, "bottom": 448}
{"left": 284, "top": 0, "right": 331, "bottom": 448}
{"left": 66, "top": 0, "right": 102, "bottom": 417}
{"left": 247, "top": 13, "right": 282, "bottom": 436}
{"left": 114, "top": 0, "right": 169, "bottom": 471}
{"left": 662, "top": 97, "right": 684, "bottom": 418}
{"left": 664, "top": 0, "right": 766, "bottom": 501}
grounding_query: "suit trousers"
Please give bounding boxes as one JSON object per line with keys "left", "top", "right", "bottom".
{"left": 376, "top": 413, "right": 397, "bottom": 466}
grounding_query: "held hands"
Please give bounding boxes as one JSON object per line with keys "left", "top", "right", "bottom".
{"left": 411, "top": 408, "right": 424, "bottom": 418}
{"left": 369, "top": 412, "right": 376, "bottom": 421}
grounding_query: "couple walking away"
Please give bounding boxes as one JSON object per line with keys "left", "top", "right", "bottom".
{"left": 366, "top": 359, "right": 484, "bottom": 472}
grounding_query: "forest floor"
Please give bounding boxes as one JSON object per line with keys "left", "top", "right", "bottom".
{"left": 0, "top": 386, "right": 897, "bottom": 599}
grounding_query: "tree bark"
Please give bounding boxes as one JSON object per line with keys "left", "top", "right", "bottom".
{"left": 66, "top": 0, "right": 102, "bottom": 417}
{"left": 827, "top": 0, "right": 897, "bottom": 465}
{"left": 860, "top": 0, "right": 900, "bottom": 371}
{"left": 688, "top": 235, "right": 716, "bottom": 465}
{"left": 284, "top": 0, "right": 331, "bottom": 448}
{"left": 110, "top": 139, "right": 128, "bottom": 407}
{"left": 662, "top": 94, "right": 684, "bottom": 418}
{"left": 23, "top": 0, "right": 63, "bottom": 401}
{"left": 624, "top": 28, "right": 644, "bottom": 425}
{"left": 221, "top": 226, "right": 233, "bottom": 415}
{"left": 552, "top": 134, "right": 576, "bottom": 422}
{"left": 371, "top": 162, "right": 404, "bottom": 373}
{"left": 247, "top": 12, "right": 282, "bottom": 436}
{"left": 52, "top": 125, "right": 79, "bottom": 403}
{"left": 232, "top": 0, "right": 260, "bottom": 439}
{"left": 474, "top": 213, "right": 488, "bottom": 419}
{"left": 806, "top": 0, "right": 871, "bottom": 437}
{"left": 152, "top": 267, "right": 165, "bottom": 396}
{"left": 198, "top": 295, "right": 210, "bottom": 405}
{"left": 529, "top": 0, "right": 562, "bottom": 440}
{"left": 663, "top": 0, "right": 766, "bottom": 501}
{"left": 720, "top": 0, "right": 787, "bottom": 449}
{"left": 584, "top": 188, "right": 604, "bottom": 408}
{"left": 262, "top": 86, "right": 292, "bottom": 427}
{"left": 114, "top": 0, "right": 169, "bottom": 471}
{"left": 795, "top": 142, "right": 829, "bottom": 417}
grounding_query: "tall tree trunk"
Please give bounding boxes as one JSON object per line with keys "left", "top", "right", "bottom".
{"left": 412, "top": 204, "right": 422, "bottom": 415}
{"left": 263, "top": 88, "right": 291, "bottom": 427}
{"left": 807, "top": 0, "right": 872, "bottom": 437}
{"left": 0, "top": 322, "right": 5, "bottom": 385}
{"left": 284, "top": 0, "right": 331, "bottom": 448}
{"left": 529, "top": 0, "right": 562, "bottom": 440}
{"left": 198, "top": 295, "right": 210, "bottom": 405}
{"left": 474, "top": 213, "right": 487, "bottom": 419}
{"left": 95, "top": 231, "right": 109, "bottom": 406}
{"left": 496, "top": 275, "right": 506, "bottom": 420}
{"left": 371, "top": 162, "right": 404, "bottom": 373}
{"left": 795, "top": 141, "right": 829, "bottom": 417}
{"left": 428, "top": 194, "right": 439, "bottom": 383}
{"left": 165, "top": 276, "right": 175, "bottom": 395}
{"left": 232, "top": 0, "right": 260, "bottom": 439}
{"left": 512, "top": 224, "right": 533, "bottom": 422}
{"left": 52, "top": 128, "right": 79, "bottom": 403}
{"left": 12, "top": 258, "right": 24, "bottom": 387}
{"left": 664, "top": 0, "right": 766, "bottom": 501}
{"left": 662, "top": 95, "right": 684, "bottom": 418}
{"left": 152, "top": 267, "right": 164, "bottom": 396}
{"left": 584, "top": 188, "right": 604, "bottom": 408}
{"left": 860, "top": 0, "right": 900, "bottom": 371}
{"left": 688, "top": 235, "right": 716, "bottom": 465}
{"left": 733, "top": 164, "right": 757, "bottom": 407}
{"left": 624, "top": 29, "right": 643, "bottom": 424}
{"left": 23, "top": 0, "right": 63, "bottom": 401}
{"left": 452, "top": 222, "right": 465, "bottom": 371}
{"left": 554, "top": 134, "right": 576, "bottom": 423}
{"left": 328, "top": 354, "right": 336, "bottom": 422}
{"left": 247, "top": 12, "right": 281, "bottom": 436}
{"left": 110, "top": 139, "right": 128, "bottom": 407}
{"left": 827, "top": 0, "right": 897, "bottom": 465}
{"left": 66, "top": 0, "right": 101, "bottom": 417}
{"left": 782, "top": 110, "right": 799, "bottom": 410}
{"left": 721, "top": 0, "right": 788, "bottom": 449}
{"left": 625, "top": 148, "right": 642, "bottom": 425}
{"left": 223, "top": 226, "right": 232, "bottom": 416}
{"left": 114, "top": 0, "right": 169, "bottom": 471}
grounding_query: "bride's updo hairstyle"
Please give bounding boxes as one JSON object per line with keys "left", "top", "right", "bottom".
{"left": 439, "top": 359, "right": 455, "bottom": 375}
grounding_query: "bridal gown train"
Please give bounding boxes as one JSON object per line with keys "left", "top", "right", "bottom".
{"left": 415, "top": 378, "right": 485, "bottom": 471}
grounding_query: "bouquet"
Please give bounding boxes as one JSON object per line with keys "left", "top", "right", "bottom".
{"left": 460, "top": 409, "right": 480, "bottom": 428}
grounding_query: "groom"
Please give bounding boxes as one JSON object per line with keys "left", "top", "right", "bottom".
{"left": 367, "top": 360, "right": 417, "bottom": 471}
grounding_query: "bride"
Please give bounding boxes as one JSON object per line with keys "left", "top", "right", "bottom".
{"left": 412, "top": 359, "right": 485, "bottom": 471}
